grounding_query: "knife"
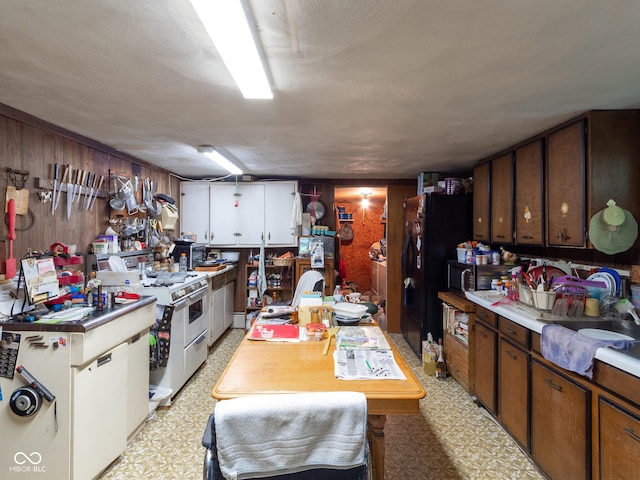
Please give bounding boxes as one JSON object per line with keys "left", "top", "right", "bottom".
{"left": 76, "top": 170, "right": 87, "bottom": 209}
{"left": 83, "top": 172, "right": 94, "bottom": 210}
{"left": 73, "top": 169, "right": 83, "bottom": 205}
{"left": 51, "top": 163, "right": 60, "bottom": 215}
{"left": 66, "top": 165, "right": 74, "bottom": 219}
{"left": 86, "top": 173, "right": 98, "bottom": 210}
{"left": 89, "top": 175, "right": 104, "bottom": 211}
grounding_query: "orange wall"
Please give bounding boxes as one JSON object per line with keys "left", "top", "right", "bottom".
{"left": 335, "top": 197, "right": 385, "bottom": 292}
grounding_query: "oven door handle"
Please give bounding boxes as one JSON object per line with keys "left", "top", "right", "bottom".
{"left": 195, "top": 332, "right": 206, "bottom": 345}
{"left": 173, "top": 297, "right": 189, "bottom": 308}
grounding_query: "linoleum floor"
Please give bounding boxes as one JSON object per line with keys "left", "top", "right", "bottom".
{"left": 99, "top": 328, "right": 544, "bottom": 480}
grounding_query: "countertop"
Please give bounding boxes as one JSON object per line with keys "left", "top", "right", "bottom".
{"left": 0, "top": 295, "right": 156, "bottom": 333}
{"left": 466, "top": 290, "right": 640, "bottom": 378}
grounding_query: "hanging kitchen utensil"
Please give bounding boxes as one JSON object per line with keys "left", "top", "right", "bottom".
{"left": 588, "top": 199, "right": 638, "bottom": 254}
{"left": 125, "top": 191, "right": 139, "bottom": 215}
{"left": 305, "top": 200, "right": 325, "bottom": 221}
{"left": 146, "top": 180, "right": 162, "bottom": 216}
{"left": 5, "top": 199, "right": 16, "bottom": 279}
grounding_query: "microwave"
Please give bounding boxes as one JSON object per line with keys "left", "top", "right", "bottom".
{"left": 447, "top": 260, "right": 509, "bottom": 293}
{"left": 172, "top": 242, "right": 207, "bottom": 270}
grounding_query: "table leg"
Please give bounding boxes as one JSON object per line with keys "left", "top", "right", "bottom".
{"left": 367, "top": 414, "right": 387, "bottom": 480}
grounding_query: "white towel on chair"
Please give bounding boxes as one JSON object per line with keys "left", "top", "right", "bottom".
{"left": 214, "top": 391, "right": 368, "bottom": 480}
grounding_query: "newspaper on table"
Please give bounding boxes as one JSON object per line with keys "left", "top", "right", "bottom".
{"left": 333, "top": 326, "right": 406, "bottom": 380}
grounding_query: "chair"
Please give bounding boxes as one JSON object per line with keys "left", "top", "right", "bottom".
{"left": 290, "top": 270, "right": 325, "bottom": 308}
{"left": 202, "top": 392, "right": 370, "bottom": 480}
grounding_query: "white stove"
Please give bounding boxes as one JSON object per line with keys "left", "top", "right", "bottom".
{"left": 143, "top": 273, "right": 209, "bottom": 304}
{"left": 90, "top": 250, "right": 211, "bottom": 406}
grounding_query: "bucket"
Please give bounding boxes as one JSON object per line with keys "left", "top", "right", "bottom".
{"left": 92, "top": 242, "right": 109, "bottom": 254}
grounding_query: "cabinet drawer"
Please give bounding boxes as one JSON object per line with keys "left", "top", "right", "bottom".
{"left": 444, "top": 332, "right": 469, "bottom": 392}
{"left": 475, "top": 305, "right": 497, "bottom": 328}
{"left": 593, "top": 361, "right": 640, "bottom": 409}
{"left": 499, "top": 316, "right": 528, "bottom": 348}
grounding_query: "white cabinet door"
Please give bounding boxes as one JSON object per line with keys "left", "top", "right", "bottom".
{"left": 181, "top": 182, "right": 211, "bottom": 243}
{"left": 210, "top": 183, "right": 265, "bottom": 246}
{"left": 210, "top": 184, "right": 239, "bottom": 245}
{"left": 209, "top": 286, "right": 226, "bottom": 346}
{"left": 224, "top": 280, "right": 235, "bottom": 329}
{"left": 264, "top": 181, "right": 297, "bottom": 246}
{"left": 236, "top": 184, "right": 265, "bottom": 246}
{"left": 73, "top": 342, "right": 128, "bottom": 480}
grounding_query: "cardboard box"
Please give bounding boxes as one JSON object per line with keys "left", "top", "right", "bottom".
{"left": 418, "top": 172, "right": 440, "bottom": 194}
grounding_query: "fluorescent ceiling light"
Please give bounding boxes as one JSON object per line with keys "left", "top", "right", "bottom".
{"left": 197, "top": 145, "right": 243, "bottom": 175}
{"left": 190, "top": 0, "right": 273, "bottom": 99}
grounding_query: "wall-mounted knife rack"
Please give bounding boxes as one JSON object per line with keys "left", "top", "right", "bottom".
{"left": 34, "top": 177, "right": 107, "bottom": 200}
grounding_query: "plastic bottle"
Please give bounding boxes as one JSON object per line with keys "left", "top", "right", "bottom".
{"left": 178, "top": 253, "right": 188, "bottom": 272}
{"left": 333, "top": 285, "right": 343, "bottom": 302}
{"left": 436, "top": 339, "right": 447, "bottom": 380}
{"left": 423, "top": 340, "right": 437, "bottom": 376}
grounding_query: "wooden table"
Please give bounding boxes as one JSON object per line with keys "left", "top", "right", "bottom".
{"left": 211, "top": 329, "right": 426, "bottom": 480}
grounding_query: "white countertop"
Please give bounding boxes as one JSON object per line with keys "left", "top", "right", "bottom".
{"left": 199, "top": 264, "right": 235, "bottom": 278}
{"left": 465, "top": 291, "right": 640, "bottom": 378}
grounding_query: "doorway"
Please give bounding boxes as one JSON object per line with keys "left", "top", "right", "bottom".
{"left": 333, "top": 186, "right": 387, "bottom": 305}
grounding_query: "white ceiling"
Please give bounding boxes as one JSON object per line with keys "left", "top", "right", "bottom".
{"left": 2, "top": 1, "right": 640, "bottom": 180}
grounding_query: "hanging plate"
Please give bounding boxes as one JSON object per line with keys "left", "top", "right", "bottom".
{"left": 306, "top": 201, "right": 325, "bottom": 220}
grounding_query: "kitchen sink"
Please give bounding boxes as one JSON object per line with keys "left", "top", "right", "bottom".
{"left": 549, "top": 317, "right": 640, "bottom": 341}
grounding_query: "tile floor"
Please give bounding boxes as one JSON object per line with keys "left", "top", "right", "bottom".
{"left": 99, "top": 328, "right": 545, "bottom": 480}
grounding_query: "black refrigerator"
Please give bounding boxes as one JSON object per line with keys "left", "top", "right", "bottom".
{"left": 401, "top": 193, "right": 472, "bottom": 357}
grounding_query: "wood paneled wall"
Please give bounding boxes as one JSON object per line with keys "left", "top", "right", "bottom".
{"left": 0, "top": 105, "right": 179, "bottom": 260}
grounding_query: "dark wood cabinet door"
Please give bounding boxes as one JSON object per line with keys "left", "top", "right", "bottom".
{"left": 531, "top": 360, "right": 590, "bottom": 480}
{"left": 498, "top": 338, "right": 529, "bottom": 450}
{"left": 599, "top": 396, "right": 640, "bottom": 480}
{"left": 474, "top": 321, "right": 497, "bottom": 414}
{"left": 546, "top": 120, "right": 586, "bottom": 247}
{"left": 490, "top": 153, "right": 514, "bottom": 244}
{"left": 472, "top": 161, "right": 490, "bottom": 242}
{"left": 515, "top": 140, "right": 544, "bottom": 245}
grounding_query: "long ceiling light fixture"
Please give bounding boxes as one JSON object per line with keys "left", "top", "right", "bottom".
{"left": 190, "top": 0, "right": 273, "bottom": 99}
{"left": 197, "top": 145, "right": 243, "bottom": 175}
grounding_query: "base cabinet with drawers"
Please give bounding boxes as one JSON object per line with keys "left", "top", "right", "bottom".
{"left": 471, "top": 301, "right": 640, "bottom": 480}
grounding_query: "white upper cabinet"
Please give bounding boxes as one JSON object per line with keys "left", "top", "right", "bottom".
{"left": 180, "top": 182, "right": 210, "bottom": 242}
{"left": 264, "top": 182, "right": 297, "bottom": 246}
{"left": 182, "top": 180, "right": 298, "bottom": 247}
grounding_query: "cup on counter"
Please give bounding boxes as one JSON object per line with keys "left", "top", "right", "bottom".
{"left": 568, "top": 299, "right": 585, "bottom": 317}
{"left": 584, "top": 298, "right": 600, "bottom": 317}
{"left": 551, "top": 297, "right": 569, "bottom": 317}
{"left": 345, "top": 292, "right": 361, "bottom": 303}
